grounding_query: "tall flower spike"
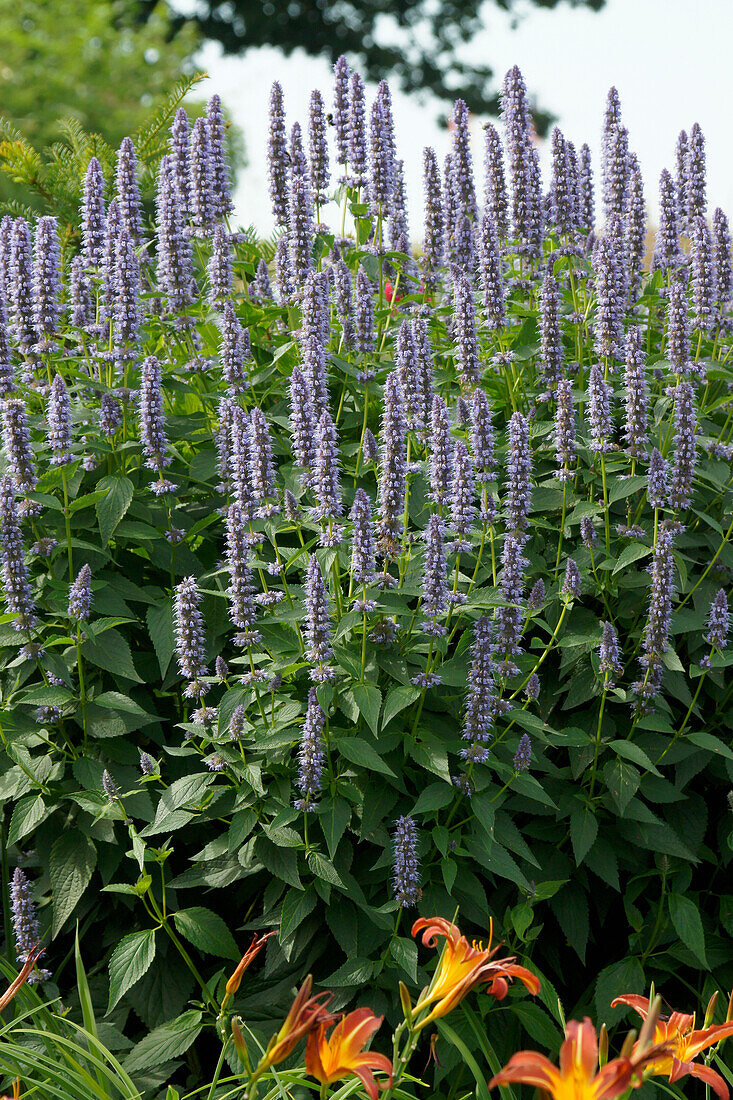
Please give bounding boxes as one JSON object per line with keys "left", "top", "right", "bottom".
{"left": 216, "top": 396, "right": 235, "bottom": 492}
{"left": 314, "top": 409, "right": 342, "bottom": 521}
{"left": 461, "top": 615, "right": 497, "bottom": 760}
{"left": 0, "top": 300, "right": 15, "bottom": 395}
{"left": 332, "top": 259, "right": 354, "bottom": 349}
{"left": 225, "top": 502, "right": 259, "bottom": 638}
{"left": 395, "top": 321, "right": 420, "bottom": 431}
{"left": 421, "top": 513, "right": 448, "bottom": 621}
{"left": 3, "top": 399, "right": 37, "bottom": 492}
{"left": 623, "top": 327, "right": 648, "bottom": 458}
{"left": 654, "top": 169, "right": 681, "bottom": 271}
{"left": 675, "top": 129, "right": 689, "bottom": 225}
{"left": 577, "top": 143, "right": 594, "bottom": 237}
{"left": 350, "top": 488, "right": 375, "bottom": 587}
{"left": 501, "top": 65, "right": 542, "bottom": 258}
{"left": 453, "top": 273, "right": 481, "bottom": 387}
{"left": 309, "top": 90, "right": 330, "bottom": 206}
{"left": 9, "top": 219, "right": 38, "bottom": 355}
{"left": 102, "top": 201, "right": 121, "bottom": 320}
{"left": 68, "top": 563, "right": 92, "bottom": 621}
{"left": 113, "top": 226, "right": 141, "bottom": 352}
{"left": 289, "top": 366, "right": 317, "bottom": 481}
{"left": 627, "top": 154, "right": 645, "bottom": 297}
{"left": 208, "top": 223, "right": 233, "bottom": 306}
{"left": 392, "top": 817, "right": 421, "bottom": 907}
{"left": 378, "top": 372, "right": 407, "bottom": 552}
{"left": 706, "top": 588, "right": 729, "bottom": 650}
{"left": 348, "top": 71, "right": 368, "bottom": 187}
{"left": 189, "top": 117, "right": 216, "bottom": 235}
{"left": 686, "top": 121, "right": 707, "bottom": 222}
{"left": 413, "top": 319, "right": 435, "bottom": 436}
{"left": 470, "top": 389, "right": 496, "bottom": 477}
{"left": 539, "top": 265, "right": 563, "bottom": 385}
{"left": 156, "top": 155, "right": 195, "bottom": 315}
{"left": 388, "top": 158, "right": 411, "bottom": 262}
{"left": 70, "top": 255, "right": 93, "bottom": 332}
{"left": 484, "top": 123, "right": 508, "bottom": 239}
{"left": 289, "top": 123, "right": 315, "bottom": 285}
{"left": 669, "top": 379, "right": 698, "bottom": 509}
{"left": 592, "top": 237, "right": 623, "bottom": 361}
{"left": 554, "top": 378, "right": 576, "bottom": 480}
{"left": 230, "top": 405, "right": 254, "bottom": 517}
{"left": 599, "top": 620, "right": 622, "bottom": 684}
{"left": 451, "top": 98, "right": 477, "bottom": 221}
{"left": 0, "top": 216, "right": 12, "bottom": 303}
{"left": 174, "top": 576, "right": 209, "bottom": 696}
{"left": 10, "top": 868, "right": 48, "bottom": 982}
{"left": 479, "top": 213, "right": 505, "bottom": 329}
{"left": 494, "top": 532, "right": 529, "bottom": 674}
{"left": 268, "top": 82, "right": 290, "bottom": 226}
{"left": 561, "top": 558, "right": 582, "bottom": 600}
{"left": 713, "top": 207, "right": 732, "bottom": 307}
{"left": 586, "top": 364, "right": 614, "bottom": 454}
{"left": 294, "top": 687, "right": 325, "bottom": 811}
{"left": 369, "top": 98, "right": 393, "bottom": 217}
{"left": 115, "top": 137, "right": 142, "bottom": 240}
{"left": 304, "top": 554, "right": 334, "bottom": 675}
{"left": 0, "top": 476, "right": 36, "bottom": 630}
{"left": 691, "top": 215, "right": 716, "bottom": 331}
{"left": 450, "top": 440, "right": 476, "bottom": 549}
{"left": 47, "top": 374, "right": 72, "bottom": 466}
{"left": 429, "top": 395, "right": 453, "bottom": 508}
{"left": 139, "top": 355, "right": 171, "bottom": 471}
{"left": 275, "top": 234, "right": 293, "bottom": 300}
{"left": 355, "top": 267, "right": 375, "bottom": 354}
{"left": 505, "top": 412, "right": 532, "bottom": 534}
{"left": 647, "top": 448, "right": 668, "bottom": 511}
{"left": 248, "top": 407, "right": 278, "bottom": 515}
{"left": 251, "top": 256, "right": 274, "bottom": 303}
{"left": 422, "top": 148, "right": 444, "bottom": 288}
{"left": 667, "top": 277, "right": 691, "bottom": 375}
{"left": 207, "top": 93, "right": 233, "bottom": 217}
{"left": 81, "top": 156, "right": 106, "bottom": 268}
{"left": 99, "top": 392, "right": 122, "bottom": 438}
{"left": 169, "top": 107, "right": 190, "bottom": 212}
{"left": 219, "top": 301, "right": 249, "bottom": 392}
{"left": 332, "top": 55, "right": 350, "bottom": 168}
{"left": 550, "top": 127, "right": 576, "bottom": 235}
{"left": 443, "top": 154, "right": 457, "bottom": 257}
{"left": 604, "top": 122, "right": 630, "bottom": 222}
{"left": 634, "top": 524, "right": 677, "bottom": 711}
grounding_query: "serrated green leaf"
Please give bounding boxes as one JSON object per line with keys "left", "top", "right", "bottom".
{"left": 173, "top": 907, "right": 240, "bottom": 961}
{"left": 108, "top": 929, "right": 157, "bottom": 1012}
{"left": 96, "top": 475, "right": 134, "bottom": 546}
{"left": 123, "top": 1010, "right": 202, "bottom": 1074}
{"left": 83, "top": 628, "right": 143, "bottom": 682}
{"left": 50, "top": 829, "right": 96, "bottom": 936}
{"left": 351, "top": 683, "right": 382, "bottom": 735}
{"left": 337, "top": 736, "right": 396, "bottom": 777}
{"left": 668, "top": 893, "right": 708, "bottom": 967}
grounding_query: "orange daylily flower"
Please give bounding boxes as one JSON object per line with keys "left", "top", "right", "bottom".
{"left": 489, "top": 1017, "right": 671, "bottom": 1100}
{"left": 612, "top": 993, "right": 733, "bottom": 1100}
{"left": 411, "top": 916, "right": 540, "bottom": 1027}
{"left": 305, "top": 1007, "right": 393, "bottom": 1100}
{"left": 225, "top": 930, "right": 276, "bottom": 997}
{"left": 258, "top": 974, "right": 335, "bottom": 1070}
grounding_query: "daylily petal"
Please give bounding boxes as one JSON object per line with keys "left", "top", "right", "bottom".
{"left": 489, "top": 1051, "right": 560, "bottom": 1093}
{"left": 685, "top": 1021, "right": 733, "bottom": 1059}
{"left": 685, "top": 1062, "right": 731, "bottom": 1100}
{"left": 610, "top": 995, "right": 651, "bottom": 1019}
{"left": 560, "top": 1019, "right": 597, "bottom": 1082}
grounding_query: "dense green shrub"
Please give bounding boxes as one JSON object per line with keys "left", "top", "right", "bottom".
{"left": 0, "top": 61, "right": 731, "bottom": 1095}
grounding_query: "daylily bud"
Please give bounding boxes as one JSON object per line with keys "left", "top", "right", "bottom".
{"left": 638, "top": 995, "right": 662, "bottom": 1050}
{"left": 727, "top": 989, "right": 733, "bottom": 1023}
{"left": 619, "top": 1029, "right": 638, "bottom": 1060}
{"left": 399, "top": 980, "right": 413, "bottom": 1024}
{"left": 704, "top": 991, "right": 719, "bottom": 1029}
{"left": 598, "top": 1022, "right": 609, "bottom": 1067}
{"left": 231, "top": 1017, "right": 250, "bottom": 1071}
{"left": 225, "top": 931, "right": 276, "bottom": 998}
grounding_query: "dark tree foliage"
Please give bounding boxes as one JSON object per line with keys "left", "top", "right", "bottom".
{"left": 136, "top": 0, "right": 605, "bottom": 128}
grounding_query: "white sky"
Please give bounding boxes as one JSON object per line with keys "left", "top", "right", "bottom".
{"left": 196, "top": 0, "right": 733, "bottom": 236}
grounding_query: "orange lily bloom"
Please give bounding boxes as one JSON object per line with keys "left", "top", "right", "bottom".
{"left": 411, "top": 916, "right": 540, "bottom": 1027}
{"left": 258, "top": 975, "right": 335, "bottom": 1070}
{"left": 225, "top": 930, "right": 276, "bottom": 997}
{"left": 305, "top": 1007, "right": 393, "bottom": 1100}
{"left": 489, "top": 1017, "right": 670, "bottom": 1100}
{"left": 612, "top": 994, "right": 733, "bottom": 1100}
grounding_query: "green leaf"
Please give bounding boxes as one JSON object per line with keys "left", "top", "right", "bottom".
{"left": 83, "top": 628, "right": 143, "bottom": 682}
{"left": 319, "top": 796, "right": 350, "bottom": 859}
{"left": 307, "top": 850, "right": 345, "bottom": 888}
{"left": 337, "top": 736, "right": 397, "bottom": 777}
{"left": 609, "top": 475, "right": 647, "bottom": 503}
{"left": 569, "top": 808, "right": 598, "bottom": 866}
{"left": 147, "top": 601, "right": 175, "bottom": 679}
{"left": 390, "top": 937, "right": 418, "bottom": 982}
{"left": 668, "top": 893, "right": 708, "bottom": 968}
{"left": 687, "top": 730, "right": 733, "bottom": 761}
{"left": 603, "top": 760, "right": 640, "bottom": 814}
{"left": 595, "top": 957, "right": 645, "bottom": 1025}
{"left": 256, "top": 836, "right": 302, "bottom": 889}
{"left": 609, "top": 740, "right": 662, "bottom": 776}
{"left": 173, "top": 907, "right": 240, "bottom": 961}
{"left": 108, "top": 929, "right": 157, "bottom": 1012}
{"left": 123, "top": 1010, "right": 202, "bottom": 1074}
{"left": 437, "top": 1020, "right": 492, "bottom": 1100}
{"left": 8, "top": 795, "right": 50, "bottom": 845}
{"left": 381, "top": 684, "right": 420, "bottom": 730}
{"left": 612, "top": 543, "right": 651, "bottom": 575}
{"left": 96, "top": 475, "right": 134, "bottom": 546}
{"left": 50, "top": 830, "right": 97, "bottom": 936}
{"left": 509, "top": 1003, "right": 562, "bottom": 1051}
{"left": 280, "top": 887, "right": 318, "bottom": 941}
{"left": 411, "top": 782, "right": 454, "bottom": 816}
{"left": 351, "top": 683, "right": 382, "bottom": 735}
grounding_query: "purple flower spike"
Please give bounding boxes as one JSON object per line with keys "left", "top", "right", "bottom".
{"left": 0, "top": 475, "right": 36, "bottom": 631}
{"left": 289, "top": 365, "right": 317, "bottom": 480}
{"left": 207, "top": 93, "right": 233, "bottom": 218}
{"left": 623, "top": 327, "right": 648, "bottom": 458}
{"left": 666, "top": 277, "right": 691, "bottom": 375}
{"left": 539, "top": 265, "right": 563, "bottom": 385}
{"left": 453, "top": 272, "right": 481, "bottom": 387}
{"left": 355, "top": 267, "right": 375, "bottom": 356}
{"left": 586, "top": 364, "right": 614, "bottom": 454}
{"left": 309, "top": 89, "right": 330, "bottom": 205}
{"left": 81, "top": 157, "right": 106, "bottom": 268}
{"left": 561, "top": 557, "right": 582, "bottom": 600}
{"left": 268, "top": 82, "right": 290, "bottom": 226}
{"left": 599, "top": 620, "right": 622, "bottom": 685}
{"left": 450, "top": 439, "right": 476, "bottom": 549}
{"left": 3, "top": 399, "right": 37, "bottom": 492}
{"left": 713, "top": 208, "right": 732, "bottom": 307}
{"left": 422, "top": 147, "right": 445, "bottom": 288}
{"left": 208, "top": 223, "right": 233, "bottom": 306}
{"left": 592, "top": 237, "right": 623, "bottom": 361}
{"left": 288, "top": 123, "right": 315, "bottom": 285}
{"left": 225, "top": 502, "right": 259, "bottom": 637}
{"left": 554, "top": 378, "right": 576, "bottom": 480}
{"left": 479, "top": 213, "right": 505, "bottom": 328}
{"left": 378, "top": 372, "right": 407, "bottom": 553}
{"left": 577, "top": 144, "right": 594, "bottom": 237}
{"left": 47, "top": 374, "right": 72, "bottom": 466}
{"left": 314, "top": 409, "right": 342, "bottom": 521}
{"left": 248, "top": 407, "right": 278, "bottom": 515}
{"left": 174, "top": 576, "right": 209, "bottom": 697}
{"left": 304, "top": 554, "right": 333, "bottom": 672}
{"left": 139, "top": 355, "right": 170, "bottom": 471}
{"left": 705, "top": 589, "right": 729, "bottom": 651}
{"left": 451, "top": 98, "right": 477, "bottom": 221}
{"left": 513, "top": 733, "right": 531, "bottom": 771}
{"left": 348, "top": 72, "right": 368, "bottom": 187}
{"left": 294, "top": 687, "right": 325, "bottom": 812}
{"left": 429, "top": 395, "right": 453, "bottom": 507}
{"left": 484, "top": 123, "right": 508, "bottom": 239}
{"left": 189, "top": 117, "right": 216, "bottom": 235}
{"left": 68, "top": 563, "right": 92, "bottom": 621}
{"left": 494, "top": 532, "right": 529, "bottom": 675}
{"left": 392, "top": 816, "right": 421, "bottom": 907}
{"left": 669, "top": 380, "right": 698, "bottom": 509}
{"left": 115, "top": 137, "right": 142, "bottom": 240}
{"left": 686, "top": 122, "right": 707, "bottom": 222}
{"left": 691, "top": 215, "right": 716, "bottom": 332}
{"left": 9, "top": 219, "right": 38, "bottom": 355}
{"left": 350, "top": 488, "right": 376, "bottom": 586}
{"left": 169, "top": 107, "right": 190, "bottom": 213}
{"left": 647, "top": 448, "right": 668, "bottom": 511}
{"left": 333, "top": 55, "right": 351, "bottom": 167}
{"left": 505, "top": 412, "right": 532, "bottom": 533}
{"left": 654, "top": 169, "right": 681, "bottom": 272}
{"left": 219, "top": 301, "right": 249, "bottom": 393}
{"left": 421, "top": 513, "right": 448, "bottom": 620}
